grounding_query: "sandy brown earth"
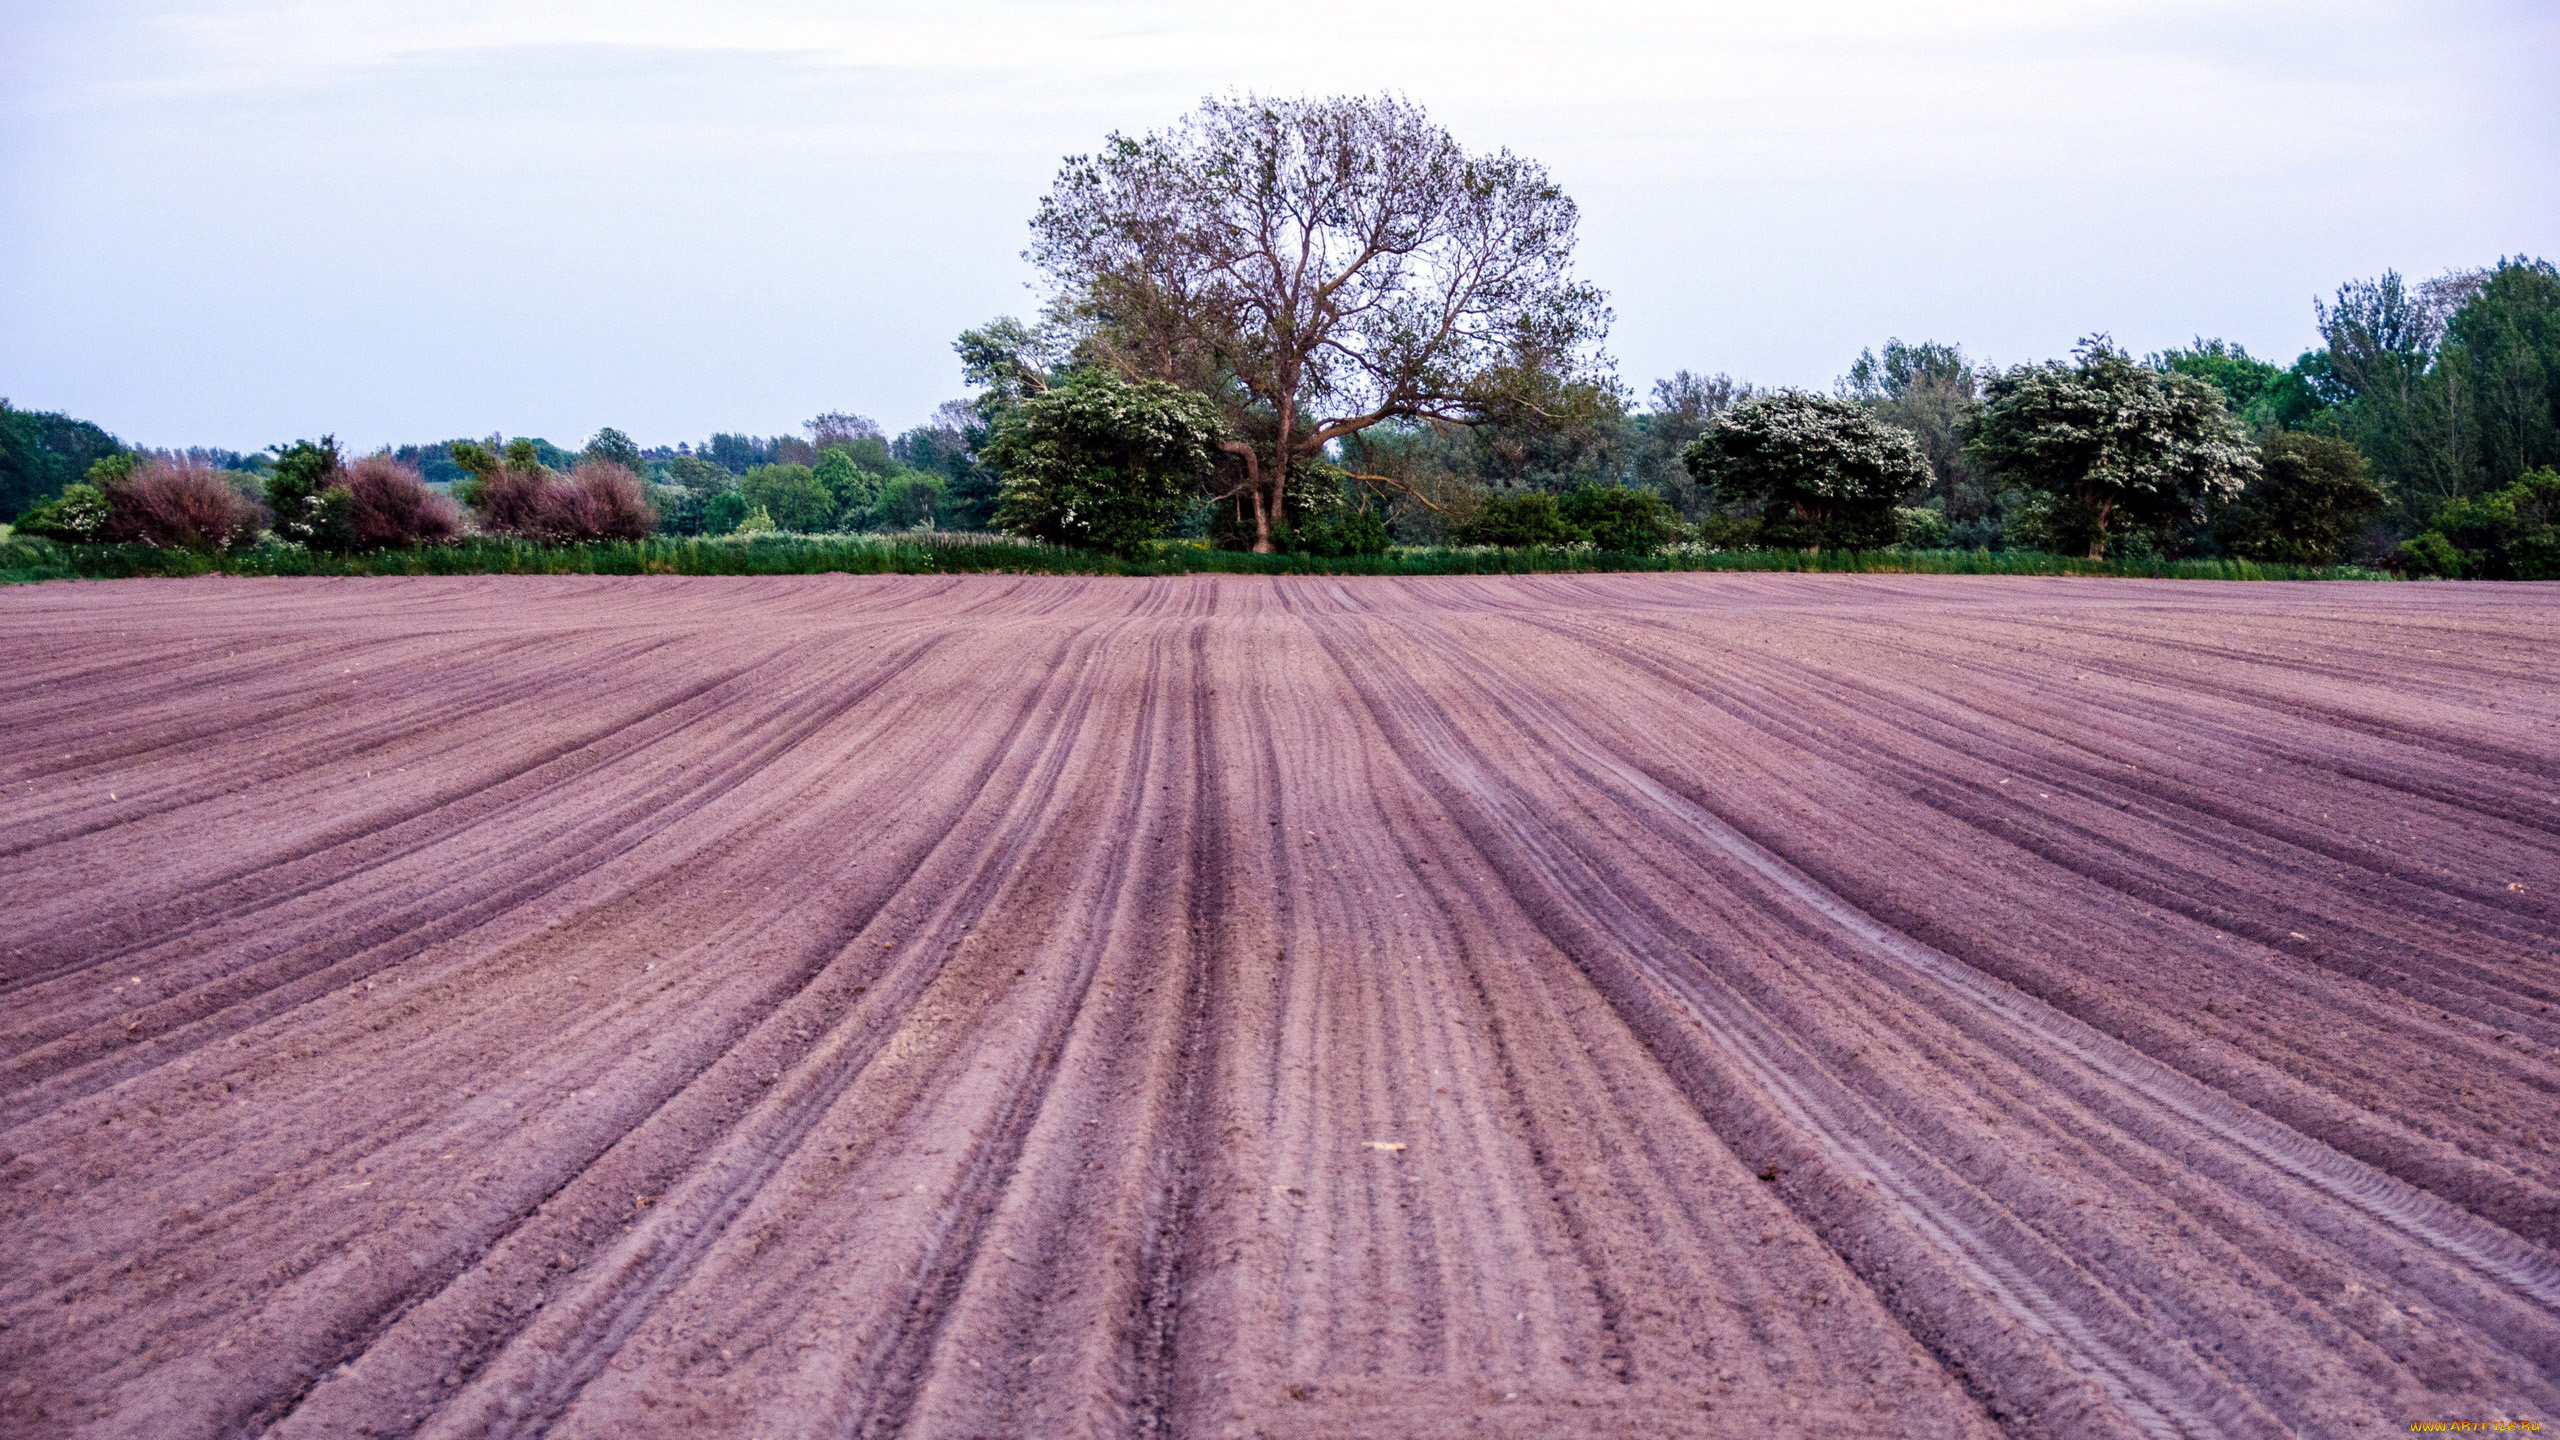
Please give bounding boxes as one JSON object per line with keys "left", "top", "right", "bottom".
{"left": 1, "top": 572, "right": 2556, "bottom": 1439}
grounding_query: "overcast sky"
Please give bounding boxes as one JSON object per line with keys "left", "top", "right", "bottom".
{"left": 3, "top": 1, "right": 2553, "bottom": 453}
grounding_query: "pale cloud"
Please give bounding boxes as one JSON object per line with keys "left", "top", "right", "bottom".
{"left": 3, "top": 0, "right": 2552, "bottom": 448}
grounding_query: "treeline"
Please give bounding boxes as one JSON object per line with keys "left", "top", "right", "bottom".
{"left": 5, "top": 261, "right": 2552, "bottom": 577}
{"left": 1320, "top": 259, "right": 2556, "bottom": 577}
{"left": 1, "top": 402, "right": 1003, "bottom": 554}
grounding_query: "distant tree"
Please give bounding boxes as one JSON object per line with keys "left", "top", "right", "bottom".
{"left": 583, "top": 427, "right": 643, "bottom": 473}
{"left": 390, "top": 440, "right": 474, "bottom": 487}
{"left": 2313, "top": 269, "right": 2476, "bottom": 518}
{"left": 704, "top": 433, "right": 773, "bottom": 474}
{"left": 1968, "top": 338, "right": 2257, "bottom": 560}
{"left": 2150, "top": 339, "right": 2285, "bottom": 425}
{"left": 987, "top": 368, "right": 1221, "bottom": 556}
{"left": 1685, "top": 392, "right": 1930, "bottom": 553}
{"left": 739, "top": 463, "right": 837, "bottom": 532}
{"left": 2441, "top": 258, "right": 2560, "bottom": 495}
{"left": 700, "top": 491, "right": 752, "bottom": 535}
{"left": 873, "top": 474, "right": 946, "bottom": 530}
{"left": 1842, "top": 339, "right": 1983, "bottom": 524}
{"left": 894, "top": 402, "right": 1001, "bottom": 529}
{"left": 665, "top": 454, "right": 730, "bottom": 491}
{"left": 812, "top": 446, "right": 881, "bottom": 522}
{"left": 1027, "top": 93, "right": 1612, "bottom": 551}
{"left": 2214, "top": 434, "right": 2387, "bottom": 565}
{"left": 2400, "top": 466, "right": 2560, "bottom": 579}
{"left": 0, "top": 402, "right": 123, "bottom": 522}
{"left": 1629, "top": 372, "right": 1754, "bottom": 512}
{"left": 807, "top": 412, "right": 884, "bottom": 451}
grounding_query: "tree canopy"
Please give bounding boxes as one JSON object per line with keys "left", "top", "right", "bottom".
{"left": 1968, "top": 339, "right": 2257, "bottom": 560}
{"left": 1025, "top": 93, "right": 1612, "bottom": 551}
{"left": 1684, "top": 392, "right": 1929, "bottom": 552}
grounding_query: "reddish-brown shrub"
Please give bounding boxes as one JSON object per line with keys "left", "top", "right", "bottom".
{"left": 472, "top": 461, "right": 655, "bottom": 543}
{"left": 548, "top": 461, "right": 656, "bottom": 541}
{"left": 471, "top": 468, "right": 551, "bottom": 537}
{"left": 99, "top": 461, "right": 266, "bottom": 550}
{"left": 341, "top": 455, "right": 460, "bottom": 548}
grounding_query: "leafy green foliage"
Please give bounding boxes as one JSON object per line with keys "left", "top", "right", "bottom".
{"left": 583, "top": 427, "right": 643, "bottom": 473}
{"left": 700, "top": 491, "right": 752, "bottom": 535}
{"left": 666, "top": 455, "right": 729, "bottom": 491}
{"left": 1842, "top": 340, "right": 1983, "bottom": 526}
{"left": 2215, "top": 434, "right": 2387, "bottom": 565}
{"left": 2152, "top": 338, "right": 2286, "bottom": 425}
{"left": 2399, "top": 467, "right": 2560, "bottom": 579}
{"left": 1453, "top": 493, "right": 1578, "bottom": 548}
{"left": 1557, "top": 486, "right": 1678, "bottom": 552}
{"left": 1967, "top": 339, "right": 2256, "bottom": 560}
{"left": 2443, "top": 260, "right": 2560, "bottom": 495}
{"left": 812, "top": 446, "right": 878, "bottom": 515}
{"left": 871, "top": 474, "right": 946, "bottom": 530}
{"left": 739, "top": 463, "right": 836, "bottom": 532}
{"left": 265, "top": 437, "right": 353, "bottom": 550}
{"left": 987, "top": 370, "right": 1222, "bottom": 556}
{"left": 14, "top": 483, "right": 113, "bottom": 542}
{"left": 1685, "top": 392, "right": 1929, "bottom": 552}
{"left": 0, "top": 402, "right": 122, "bottom": 522}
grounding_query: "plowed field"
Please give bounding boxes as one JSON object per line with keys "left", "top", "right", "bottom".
{"left": 3, "top": 573, "right": 2557, "bottom": 1439}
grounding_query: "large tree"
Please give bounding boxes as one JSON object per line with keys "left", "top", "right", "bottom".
{"left": 1024, "top": 94, "right": 1612, "bottom": 552}
{"left": 1683, "top": 392, "right": 1930, "bottom": 553}
{"left": 1968, "top": 338, "right": 2257, "bottom": 560}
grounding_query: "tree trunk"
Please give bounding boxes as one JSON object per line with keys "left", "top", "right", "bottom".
{"left": 1249, "top": 487, "right": 1272, "bottom": 554}
{"left": 1257, "top": 402, "right": 1298, "bottom": 555}
{"left": 2086, "top": 494, "right": 2113, "bottom": 562}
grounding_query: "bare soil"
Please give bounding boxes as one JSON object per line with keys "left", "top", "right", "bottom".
{"left": 2, "top": 572, "right": 2556, "bottom": 1439}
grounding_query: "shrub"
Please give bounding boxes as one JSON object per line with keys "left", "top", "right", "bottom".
{"left": 472, "top": 468, "right": 551, "bottom": 536}
{"left": 266, "top": 437, "right": 351, "bottom": 549}
{"left": 2398, "top": 467, "right": 2560, "bottom": 579}
{"left": 1558, "top": 485, "right": 1678, "bottom": 552}
{"left": 473, "top": 460, "right": 655, "bottom": 543}
{"left": 987, "top": 369, "right": 1222, "bottom": 556}
{"left": 1894, "top": 505, "right": 1951, "bottom": 549}
{"left": 544, "top": 461, "right": 657, "bottom": 542}
{"left": 2214, "top": 434, "right": 2388, "bottom": 565}
{"left": 342, "top": 456, "right": 460, "bottom": 549}
{"left": 101, "top": 461, "right": 266, "bottom": 549}
{"left": 14, "top": 483, "right": 113, "bottom": 542}
{"left": 1453, "top": 492, "right": 1578, "bottom": 548}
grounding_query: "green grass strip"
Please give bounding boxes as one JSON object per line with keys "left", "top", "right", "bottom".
{"left": 0, "top": 533, "right": 2393, "bottom": 587}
